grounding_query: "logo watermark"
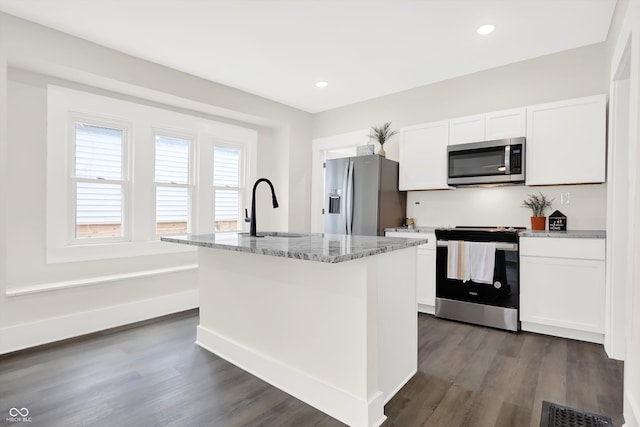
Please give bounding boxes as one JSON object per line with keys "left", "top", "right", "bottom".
{"left": 6, "top": 407, "right": 32, "bottom": 423}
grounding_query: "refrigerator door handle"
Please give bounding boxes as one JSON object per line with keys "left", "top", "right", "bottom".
{"left": 346, "top": 159, "right": 354, "bottom": 235}
{"left": 339, "top": 160, "right": 349, "bottom": 234}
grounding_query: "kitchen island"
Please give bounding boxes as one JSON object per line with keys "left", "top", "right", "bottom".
{"left": 161, "top": 232, "right": 426, "bottom": 427}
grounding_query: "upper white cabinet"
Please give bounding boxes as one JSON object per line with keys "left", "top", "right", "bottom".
{"left": 526, "top": 94, "right": 606, "bottom": 185}
{"left": 397, "top": 96, "right": 605, "bottom": 190}
{"left": 485, "top": 107, "right": 527, "bottom": 140}
{"left": 448, "top": 114, "right": 485, "bottom": 145}
{"left": 398, "top": 121, "right": 450, "bottom": 190}
{"left": 449, "top": 108, "right": 526, "bottom": 145}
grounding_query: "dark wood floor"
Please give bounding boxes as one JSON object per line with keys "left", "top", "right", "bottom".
{"left": 0, "top": 310, "right": 624, "bottom": 427}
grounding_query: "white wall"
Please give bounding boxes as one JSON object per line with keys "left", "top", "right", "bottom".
{"left": 408, "top": 184, "right": 606, "bottom": 230}
{"left": 0, "top": 12, "right": 313, "bottom": 353}
{"left": 313, "top": 42, "right": 609, "bottom": 230}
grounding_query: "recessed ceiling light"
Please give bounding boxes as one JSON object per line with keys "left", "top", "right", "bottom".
{"left": 477, "top": 24, "right": 495, "bottom": 35}
{"left": 315, "top": 81, "right": 328, "bottom": 88}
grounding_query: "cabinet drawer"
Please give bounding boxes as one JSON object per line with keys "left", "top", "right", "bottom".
{"left": 520, "top": 237, "right": 604, "bottom": 260}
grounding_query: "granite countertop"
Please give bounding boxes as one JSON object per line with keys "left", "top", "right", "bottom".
{"left": 519, "top": 230, "right": 606, "bottom": 239}
{"left": 384, "top": 226, "right": 437, "bottom": 233}
{"left": 386, "top": 226, "right": 605, "bottom": 239}
{"left": 161, "top": 232, "right": 428, "bottom": 264}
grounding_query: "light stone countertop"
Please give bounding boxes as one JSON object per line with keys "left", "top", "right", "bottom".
{"left": 387, "top": 227, "right": 605, "bottom": 239}
{"left": 384, "top": 226, "right": 437, "bottom": 233}
{"left": 519, "top": 230, "right": 606, "bottom": 239}
{"left": 161, "top": 232, "right": 428, "bottom": 263}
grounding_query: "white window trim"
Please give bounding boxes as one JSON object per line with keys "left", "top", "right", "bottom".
{"left": 68, "top": 113, "right": 132, "bottom": 244}
{"left": 213, "top": 141, "right": 249, "bottom": 233}
{"left": 152, "top": 129, "right": 196, "bottom": 238}
{"left": 46, "top": 85, "right": 257, "bottom": 263}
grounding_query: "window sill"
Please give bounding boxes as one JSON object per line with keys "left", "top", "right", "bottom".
{"left": 6, "top": 264, "right": 198, "bottom": 297}
{"left": 46, "top": 239, "right": 196, "bottom": 264}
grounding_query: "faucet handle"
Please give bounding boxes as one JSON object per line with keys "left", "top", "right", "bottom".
{"left": 244, "top": 208, "right": 251, "bottom": 223}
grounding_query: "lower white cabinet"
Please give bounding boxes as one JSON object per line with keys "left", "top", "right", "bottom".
{"left": 519, "top": 237, "right": 605, "bottom": 343}
{"left": 386, "top": 231, "right": 436, "bottom": 314}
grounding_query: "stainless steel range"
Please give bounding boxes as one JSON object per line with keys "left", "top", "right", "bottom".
{"left": 434, "top": 226, "right": 523, "bottom": 331}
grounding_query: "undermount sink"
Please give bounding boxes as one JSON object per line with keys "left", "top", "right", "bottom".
{"left": 238, "top": 232, "right": 307, "bottom": 238}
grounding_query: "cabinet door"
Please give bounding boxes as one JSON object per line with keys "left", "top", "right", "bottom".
{"left": 485, "top": 107, "right": 526, "bottom": 140}
{"left": 448, "top": 114, "right": 485, "bottom": 145}
{"left": 399, "top": 121, "right": 449, "bottom": 190}
{"left": 520, "top": 256, "right": 605, "bottom": 334}
{"left": 526, "top": 94, "right": 606, "bottom": 185}
{"left": 519, "top": 237, "right": 606, "bottom": 343}
{"left": 416, "top": 247, "right": 436, "bottom": 313}
{"left": 386, "top": 232, "right": 436, "bottom": 314}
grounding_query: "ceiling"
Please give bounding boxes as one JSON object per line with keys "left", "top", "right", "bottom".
{"left": 0, "top": 0, "right": 618, "bottom": 113}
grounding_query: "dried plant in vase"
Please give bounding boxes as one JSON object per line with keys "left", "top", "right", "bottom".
{"left": 368, "top": 122, "right": 398, "bottom": 157}
{"left": 522, "top": 192, "right": 553, "bottom": 230}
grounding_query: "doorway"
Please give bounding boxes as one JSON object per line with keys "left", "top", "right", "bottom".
{"left": 310, "top": 129, "right": 369, "bottom": 232}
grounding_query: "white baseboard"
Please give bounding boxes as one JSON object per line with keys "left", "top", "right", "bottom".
{"left": 521, "top": 321, "right": 604, "bottom": 344}
{"left": 0, "top": 289, "right": 198, "bottom": 354}
{"left": 417, "top": 303, "right": 435, "bottom": 315}
{"left": 384, "top": 369, "right": 417, "bottom": 405}
{"left": 196, "top": 325, "right": 386, "bottom": 427}
{"left": 624, "top": 390, "right": 640, "bottom": 427}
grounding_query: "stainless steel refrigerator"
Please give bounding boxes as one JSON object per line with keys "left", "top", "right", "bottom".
{"left": 324, "top": 155, "right": 406, "bottom": 236}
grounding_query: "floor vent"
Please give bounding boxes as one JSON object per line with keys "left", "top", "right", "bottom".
{"left": 540, "top": 401, "right": 612, "bottom": 427}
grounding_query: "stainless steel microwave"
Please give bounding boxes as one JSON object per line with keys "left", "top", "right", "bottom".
{"left": 447, "top": 137, "right": 525, "bottom": 185}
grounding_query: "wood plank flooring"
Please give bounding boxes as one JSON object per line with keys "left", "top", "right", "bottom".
{"left": 0, "top": 311, "right": 624, "bottom": 427}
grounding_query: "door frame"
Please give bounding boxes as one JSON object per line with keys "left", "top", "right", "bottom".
{"left": 606, "top": 34, "right": 633, "bottom": 361}
{"left": 310, "top": 130, "right": 369, "bottom": 233}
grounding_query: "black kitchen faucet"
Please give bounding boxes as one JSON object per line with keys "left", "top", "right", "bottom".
{"left": 247, "top": 178, "right": 279, "bottom": 236}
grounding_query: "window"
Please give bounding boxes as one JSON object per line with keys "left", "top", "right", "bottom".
{"left": 213, "top": 145, "right": 243, "bottom": 232}
{"left": 72, "top": 122, "right": 128, "bottom": 240}
{"left": 154, "top": 135, "right": 191, "bottom": 235}
{"left": 47, "top": 85, "right": 257, "bottom": 262}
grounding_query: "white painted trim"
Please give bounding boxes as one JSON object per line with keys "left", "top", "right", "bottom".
{"left": 606, "top": 32, "right": 634, "bottom": 361}
{"left": 5, "top": 264, "right": 198, "bottom": 296}
{"left": 0, "top": 289, "right": 199, "bottom": 354}
{"left": 196, "top": 325, "right": 386, "bottom": 427}
{"left": 383, "top": 368, "right": 416, "bottom": 405}
{"left": 310, "top": 129, "right": 370, "bottom": 233}
{"left": 417, "top": 304, "right": 435, "bottom": 315}
{"left": 624, "top": 390, "right": 640, "bottom": 427}
{"left": 46, "top": 84, "right": 258, "bottom": 262}
{"left": 521, "top": 321, "right": 604, "bottom": 345}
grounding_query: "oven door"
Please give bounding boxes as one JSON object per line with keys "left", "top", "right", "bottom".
{"left": 435, "top": 242, "right": 519, "bottom": 310}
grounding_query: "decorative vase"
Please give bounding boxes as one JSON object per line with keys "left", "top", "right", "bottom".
{"left": 530, "top": 216, "right": 546, "bottom": 231}
{"left": 377, "top": 145, "right": 386, "bottom": 157}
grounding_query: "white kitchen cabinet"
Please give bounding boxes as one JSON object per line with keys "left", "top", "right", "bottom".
{"left": 398, "top": 121, "right": 450, "bottom": 190}
{"left": 449, "top": 108, "right": 526, "bottom": 146}
{"left": 448, "top": 114, "right": 485, "bottom": 145}
{"left": 526, "top": 94, "right": 606, "bottom": 185}
{"left": 485, "top": 107, "right": 526, "bottom": 140}
{"left": 416, "top": 246, "right": 436, "bottom": 314}
{"left": 386, "top": 231, "right": 436, "bottom": 314}
{"left": 519, "top": 237, "right": 605, "bottom": 344}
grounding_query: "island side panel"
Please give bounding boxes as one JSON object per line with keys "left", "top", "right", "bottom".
{"left": 195, "top": 247, "right": 383, "bottom": 427}
{"left": 375, "top": 246, "right": 418, "bottom": 403}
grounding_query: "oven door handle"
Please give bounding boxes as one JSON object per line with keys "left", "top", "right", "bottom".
{"left": 436, "top": 240, "right": 518, "bottom": 251}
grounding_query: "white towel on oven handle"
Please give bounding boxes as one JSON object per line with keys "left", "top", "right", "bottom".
{"left": 447, "top": 241, "right": 470, "bottom": 282}
{"left": 468, "top": 242, "right": 496, "bottom": 285}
